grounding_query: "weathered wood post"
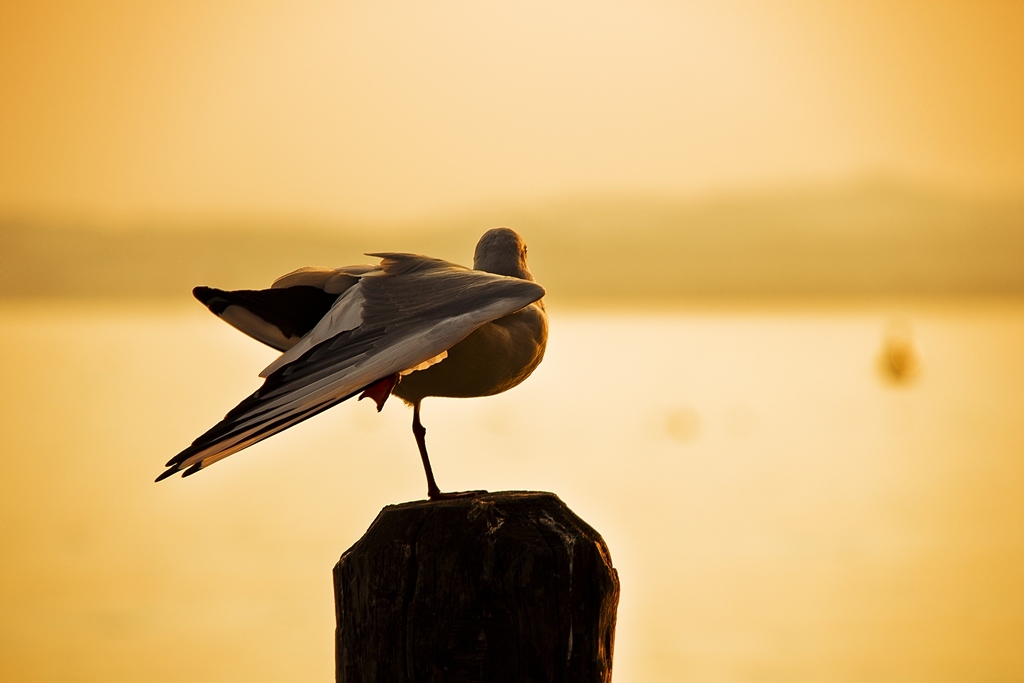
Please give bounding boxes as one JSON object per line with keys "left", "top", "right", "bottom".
{"left": 333, "top": 491, "right": 619, "bottom": 682}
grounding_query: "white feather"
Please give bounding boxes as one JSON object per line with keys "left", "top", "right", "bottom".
{"left": 219, "top": 305, "right": 297, "bottom": 350}
{"left": 400, "top": 350, "right": 447, "bottom": 375}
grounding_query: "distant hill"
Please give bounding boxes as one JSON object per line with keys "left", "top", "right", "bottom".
{"left": 3, "top": 184, "right": 1023, "bottom": 303}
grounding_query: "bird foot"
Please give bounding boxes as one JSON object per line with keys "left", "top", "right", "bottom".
{"left": 428, "top": 489, "right": 488, "bottom": 501}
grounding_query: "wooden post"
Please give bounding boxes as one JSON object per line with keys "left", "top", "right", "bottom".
{"left": 333, "top": 491, "right": 619, "bottom": 683}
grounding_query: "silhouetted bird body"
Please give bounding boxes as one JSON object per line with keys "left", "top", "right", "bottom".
{"left": 157, "top": 228, "right": 547, "bottom": 499}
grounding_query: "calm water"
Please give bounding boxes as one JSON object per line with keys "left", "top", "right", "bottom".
{"left": 1, "top": 301, "right": 1022, "bottom": 682}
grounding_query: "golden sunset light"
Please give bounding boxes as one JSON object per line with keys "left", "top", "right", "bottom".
{"left": 2, "top": 2, "right": 1023, "bottom": 682}
{"left": 2, "top": 1, "right": 1023, "bottom": 223}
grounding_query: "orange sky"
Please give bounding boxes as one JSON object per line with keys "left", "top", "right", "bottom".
{"left": 2, "top": 0, "right": 1023, "bottom": 223}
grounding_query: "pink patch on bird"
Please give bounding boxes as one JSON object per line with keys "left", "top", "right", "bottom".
{"left": 358, "top": 374, "right": 400, "bottom": 412}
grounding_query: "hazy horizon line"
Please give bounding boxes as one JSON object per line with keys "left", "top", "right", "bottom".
{"left": 4, "top": 175, "right": 1023, "bottom": 234}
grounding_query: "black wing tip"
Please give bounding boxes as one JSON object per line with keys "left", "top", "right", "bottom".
{"left": 193, "top": 285, "right": 231, "bottom": 310}
{"left": 181, "top": 463, "right": 204, "bottom": 478}
{"left": 159, "top": 445, "right": 202, "bottom": 481}
{"left": 193, "top": 286, "right": 234, "bottom": 315}
{"left": 156, "top": 461, "right": 204, "bottom": 482}
{"left": 165, "top": 447, "right": 196, "bottom": 468}
{"left": 155, "top": 467, "right": 179, "bottom": 482}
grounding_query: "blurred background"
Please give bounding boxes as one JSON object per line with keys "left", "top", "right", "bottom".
{"left": 2, "top": 2, "right": 1023, "bottom": 681}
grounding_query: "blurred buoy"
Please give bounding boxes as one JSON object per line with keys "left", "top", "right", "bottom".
{"left": 878, "top": 321, "right": 921, "bottom": 385}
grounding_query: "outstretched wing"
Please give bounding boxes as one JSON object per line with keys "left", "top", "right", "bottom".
{"left": 192, "top": 265, "right": 373, "bottom": 351}
{"left": 158, "top": 254, "right": 545, "bottom": 481}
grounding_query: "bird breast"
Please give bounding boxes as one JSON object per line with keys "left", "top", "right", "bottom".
{"left": 391, "top": 302, "right": 548, "bottom": 404}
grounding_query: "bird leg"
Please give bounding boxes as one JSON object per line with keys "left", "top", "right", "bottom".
{"left": 412, "top": 402, "right": 442, "bottom": 500}
{"left": 412, "top": 403, "right": 486, "bottom": 501}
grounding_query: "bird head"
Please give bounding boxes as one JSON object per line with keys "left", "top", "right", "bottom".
{"left": 473, "top": 227, "right": 534, "bottom": 281}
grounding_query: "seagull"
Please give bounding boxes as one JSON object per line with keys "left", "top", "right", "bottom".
{"left": 156, "top": 228, "right": 547, "bottom": 499}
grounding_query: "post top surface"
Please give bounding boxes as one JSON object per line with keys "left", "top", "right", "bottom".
{"left": 383, "top": 490, "right": 563, "bottom": 513}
